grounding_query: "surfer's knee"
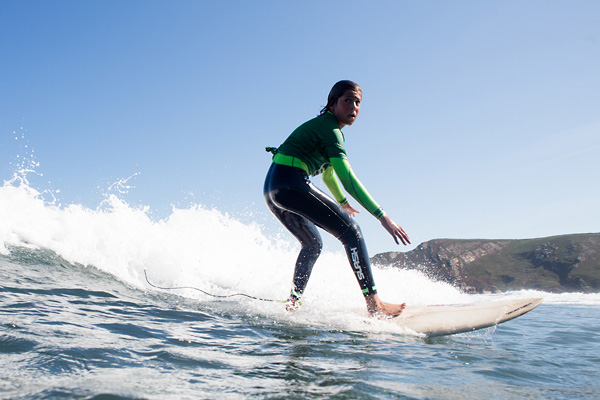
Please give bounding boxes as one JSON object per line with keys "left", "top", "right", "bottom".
{"left": 298, "top": 230, "right": 322, "bottom": 256}
{"left": 308, "top": 238, "right": 323, "bottom": 254}
{"left": 337, "top": 219, "right": 363, "bottom": 246}
{"left": 300, "top": 240, "right": 322, "bottom": 262}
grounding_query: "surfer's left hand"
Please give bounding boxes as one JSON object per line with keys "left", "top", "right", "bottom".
{"left": 380, "top": 215, "right": 410, "bottom": 245}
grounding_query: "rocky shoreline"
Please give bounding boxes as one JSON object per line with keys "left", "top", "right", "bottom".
{"left": 371, "top": 233, "right": 600, "bottom": 294}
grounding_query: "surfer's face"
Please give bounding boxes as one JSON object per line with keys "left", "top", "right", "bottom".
{"left": 330, "top": 90, "right": 361, "bottom": 128}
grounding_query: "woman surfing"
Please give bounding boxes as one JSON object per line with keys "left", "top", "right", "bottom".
{"left": 264, "top": 80, "right": 410, "bottom": 317}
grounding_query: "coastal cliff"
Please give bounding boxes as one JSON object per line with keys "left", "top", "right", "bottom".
{"left": 371, "top": 233, "right": 600, "bottom": 293}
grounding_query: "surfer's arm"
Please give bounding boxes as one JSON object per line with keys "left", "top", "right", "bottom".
{"left": 323, "top": 166, "right": 360, "bottom": 217}
{"left": 329, "top": 157, "right": 384, "bottom": 219}
{"left": 330, "top": 157, "right": 411, "bottom": 245}
{"left": 322, "top": 165, "right": 347, "bottom": 205}
{"left": 323, "top": 165, "right": 360, "bottom": 217}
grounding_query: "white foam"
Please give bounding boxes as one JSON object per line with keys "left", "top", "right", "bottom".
{"left": 2, "top": 176, "right": 598, "bottom": 331}
{"left": 470, "top": 290, "right": 600, "bottom": 306}
{"left": 1, "top": 177, "right": 462, "bottom": 293}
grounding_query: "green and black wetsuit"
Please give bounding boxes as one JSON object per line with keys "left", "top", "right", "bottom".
{"left": 264, "top": 111, "right": 386, "bottom": 301}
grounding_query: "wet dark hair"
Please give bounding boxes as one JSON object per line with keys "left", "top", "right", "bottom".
{"left": 319, "top": 80, "right": 362, "bottom": 115}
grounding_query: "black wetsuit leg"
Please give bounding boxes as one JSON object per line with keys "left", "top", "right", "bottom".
{"left": 264, "top": 163, "right": 377, "bottom": 299}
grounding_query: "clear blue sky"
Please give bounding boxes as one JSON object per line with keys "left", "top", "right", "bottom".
{"left": 1, "top": 0, "right": 599, "bottom": 254}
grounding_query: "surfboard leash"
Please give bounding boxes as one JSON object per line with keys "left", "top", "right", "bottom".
{"left": 143, "top": 269, "right": 286, "bottom": 303}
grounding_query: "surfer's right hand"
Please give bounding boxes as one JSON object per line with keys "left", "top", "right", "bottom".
{"left": 380, "top": 215, "right": 410, "bottom": 245}
{"left": 342, "top": 202, "right": 360, "bottom": 217}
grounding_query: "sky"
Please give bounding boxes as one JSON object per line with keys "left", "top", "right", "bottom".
{"left": 1, "top": 0, "right": 599, "bottom": 255}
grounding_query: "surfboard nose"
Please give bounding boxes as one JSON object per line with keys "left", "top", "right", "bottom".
{"left": 395, "top": 297, "right": 544, "bottom": 337}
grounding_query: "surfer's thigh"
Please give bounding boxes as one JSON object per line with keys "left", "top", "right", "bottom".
{"left": 266, "top": 195, "right": 322, "bottom": 248}
{"left": 282, "top": 186, "right": 353, "bottom": 240}
{"left": 264, "top": 163, "right": 352, "bottom": 239}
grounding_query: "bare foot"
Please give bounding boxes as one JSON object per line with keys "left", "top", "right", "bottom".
{"left": 365, "top": 294, "right": 406, "bottom": 318}
{"left": 285, "top": 298, "right": 300, "bottom": 312}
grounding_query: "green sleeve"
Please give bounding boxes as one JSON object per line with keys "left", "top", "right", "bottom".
{"left": 330, "top": 157, "right": 385, "bottom": 219}
{"left": 322, "top": 166, "right": 348, "bottom": 205}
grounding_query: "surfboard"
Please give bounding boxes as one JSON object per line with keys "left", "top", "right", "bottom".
{"left": 393, "top": 297, "right": 543, "bottom": 337}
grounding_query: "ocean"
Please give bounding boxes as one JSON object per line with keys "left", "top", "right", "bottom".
{"left": 1, "top": 178, "right": 599, "bottom": 400}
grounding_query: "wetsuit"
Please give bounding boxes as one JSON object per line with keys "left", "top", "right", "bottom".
{"left": 264, "top": 111, "right": 385, "bottom": 301}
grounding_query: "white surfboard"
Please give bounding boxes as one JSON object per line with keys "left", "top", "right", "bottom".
{"left": 393, "top": 297, "right": 543, "bottom": 337}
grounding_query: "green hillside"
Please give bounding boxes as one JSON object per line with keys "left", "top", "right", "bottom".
{"left": 372, "top": 233, "right": 600, "bottom": 293}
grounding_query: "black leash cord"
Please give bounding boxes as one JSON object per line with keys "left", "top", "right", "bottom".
{"left": 143, "top": 269, "right": 284, "bottom": 303}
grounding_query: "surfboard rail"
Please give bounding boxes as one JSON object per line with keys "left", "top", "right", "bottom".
{"left": 393, "top": 297, "right": 543, "bottom": 337}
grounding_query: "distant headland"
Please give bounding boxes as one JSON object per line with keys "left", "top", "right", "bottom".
{"left": 372, "top": 233, "right": 600, "bottom": 294}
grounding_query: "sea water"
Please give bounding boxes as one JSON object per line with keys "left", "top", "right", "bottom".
{"left": 1, "top": 178, "right": 599, "bottom": 399}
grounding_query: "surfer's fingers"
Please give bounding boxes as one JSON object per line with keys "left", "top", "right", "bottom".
{"left": 381, "top": 216, "right": 410, "bottom": 245}
{"left": 397, "top": 233, "right": 407, "bottom": 245}
{"left": 395, "top": 231, "right": 408, "bottom": 245}
{"left": 399, "top": 228, "right": 411, "bottom": 245}
{"left": 386, "top": 225, "right": 400, "bottom": 244}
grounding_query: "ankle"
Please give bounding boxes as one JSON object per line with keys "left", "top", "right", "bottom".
{"left": 365, "top": 294, "right": 383, "bottom": 315}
